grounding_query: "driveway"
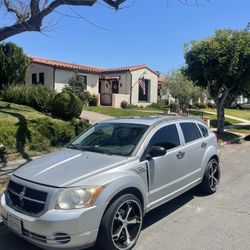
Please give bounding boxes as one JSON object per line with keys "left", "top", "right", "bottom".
{"left": 80, "top": 110, "right": 113, "bottom": 124}
{"left": 0, "top": 142, "right": 250, "bottom": 250}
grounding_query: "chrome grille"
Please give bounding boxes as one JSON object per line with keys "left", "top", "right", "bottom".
{"left": 7, "top": 180, "right": 47, "bottom": 215}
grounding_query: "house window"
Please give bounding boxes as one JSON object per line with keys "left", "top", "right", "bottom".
{"left": 138, "top": 79, "right": 150, "bottom": 102}
{"left": 32, "top": 73, "right": 37, "bottom": 84}
{"left": 39, "top": 73, "right": 44, "bottom": 85}
{"left": 78, "top": 75, "right": 87, "bottom": 90}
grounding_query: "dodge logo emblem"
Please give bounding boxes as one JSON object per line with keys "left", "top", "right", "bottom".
{"left": 19, "top": 191, "right": 25, "bottom": 201}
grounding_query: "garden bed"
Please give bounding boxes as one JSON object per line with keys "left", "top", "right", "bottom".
{"left": 0, "top": 101, "right": 89, "bottom": 161}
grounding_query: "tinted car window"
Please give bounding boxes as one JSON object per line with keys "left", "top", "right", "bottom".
{"left": 198, "top": 124, "right": 209, "bottom": 137}
{"left": 149, "top": 124, "right": 180, "bottom": 150}
{"left": 72, "top": 123, "right": 149, "bottom": 156}
{"left": 180, "top": 122, "right": 202, "bottom": 143}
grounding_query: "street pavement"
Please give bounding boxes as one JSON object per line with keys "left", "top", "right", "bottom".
{"left": 0, "top": 142, "right": 250, "bottom": 250}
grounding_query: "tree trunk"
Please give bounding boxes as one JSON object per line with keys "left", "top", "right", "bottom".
{"left": 216, "top": 103, "right": 225, "bottom": 134}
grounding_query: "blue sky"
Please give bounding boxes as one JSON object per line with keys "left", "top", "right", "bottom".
{"left": 3, "top": 0, "right": 250, "bottom": 73}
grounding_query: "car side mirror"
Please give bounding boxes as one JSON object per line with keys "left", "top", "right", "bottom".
{"left": 146, "top": 146, "right": 167, "bottom": 160}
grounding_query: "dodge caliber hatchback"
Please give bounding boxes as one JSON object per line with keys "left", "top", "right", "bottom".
{"left": 1, "top": 116, "right": 220, "bottom": 250}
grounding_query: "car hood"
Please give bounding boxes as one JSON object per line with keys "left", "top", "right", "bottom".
{"left": 14, "top": 148, "right": 128, "bottom": 187}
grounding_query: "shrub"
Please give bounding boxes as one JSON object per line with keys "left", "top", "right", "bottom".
{"left": 193, "top": 102, "right": 208, "bottom": 109}
{"left": 127, "top": 104, "right": 138, "bottom": 109}
{"left": 147, "top": 101, "right": 168, "bottom": 110}
{"left": 71, "top": 118, "right": 90, "bottom": 136}
{"left": 168, "top": 103, "right": 179, "bottom": 112}
{"left": 207, "top": 102, "right": 216, "bottom": 109}
{"left": 0, "top": 42, "right": 29, "bottom": 89}
{"left": 1, "top": 84, "right": 56, "bottom": 112}
{"left": 188, "top": 104, "right": 195, "bottom": 109}
{"left": 81, "top": 91, "right": 92, "bottom": 105}
{"left": 51, "top": 92, "right": 82, "bottom": 120}
{"left": 89, "top": 94, "right": 98, "bottom": 106}
{"left": 120, "top": 100, "right": 128, "bottom": 109}
{"left": 63, "top": 73, "right": 91, "bottom": 105}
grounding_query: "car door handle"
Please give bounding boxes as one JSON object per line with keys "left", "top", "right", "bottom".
{"left": 201, "top": 142, "right": 207, "bottom": 149}
{"left": 176, "top": 151, "right": 185, "bottom": 159}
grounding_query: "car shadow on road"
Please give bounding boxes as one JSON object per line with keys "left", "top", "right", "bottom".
{"left": 0, "top": 187, "right": 201, "bottom": 250}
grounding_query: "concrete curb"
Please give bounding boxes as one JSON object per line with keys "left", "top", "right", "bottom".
{"left": 219, "top": 136, "right": 247, "bottom": 147}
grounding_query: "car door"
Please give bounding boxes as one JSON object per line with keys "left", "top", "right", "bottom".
{"left": 178, "top": 122, "right": 206, "bottom": 183}
{"left": 143, "top": 123, "right": 184, "bottom": 206}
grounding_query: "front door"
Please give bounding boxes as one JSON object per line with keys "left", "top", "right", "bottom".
{"left": 112, "top": 80, "right": 119, "bottom": 94}
{"left": 99, "top": 80, "right": 112, "bottom": 106}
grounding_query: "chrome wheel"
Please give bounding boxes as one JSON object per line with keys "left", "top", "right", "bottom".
{"left": 208, "top": 161, "right": 220, "bottom": 191}
{"left": 111, "top": 200, "right": 142, "bottom": 250}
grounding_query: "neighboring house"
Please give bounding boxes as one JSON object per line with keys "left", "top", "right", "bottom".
{"left": 26, "top": 56, "right": 159, "bottom": 108}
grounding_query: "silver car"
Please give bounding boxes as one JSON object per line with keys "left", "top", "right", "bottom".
{"left": 235, "top": 102, "right": 250, "bottom": 110}
{"left": 1, "top": 116, "right": 220, "bottom": 250}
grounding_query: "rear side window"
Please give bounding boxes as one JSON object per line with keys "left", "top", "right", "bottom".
{"left": 198, "top": 124, "right": 209, "bottom": 137}
{"left": 149, "top": 124, "right": 180, "bottom": 150}
{"left": 180, "top": 122, "right": 202, "bottom": 143}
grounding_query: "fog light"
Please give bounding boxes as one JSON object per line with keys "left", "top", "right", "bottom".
{"left": 53, "top": 233, "right": 71, "bottom": 244}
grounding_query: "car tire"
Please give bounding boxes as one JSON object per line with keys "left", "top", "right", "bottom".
{"left": 97, "top": 194, "right": 143, "bottom": 250}
{"left": 200, "top": 158, "right": 220, "bottom": 195}
{"left": 236, "top": 105, "right": 241, "bottom": 110}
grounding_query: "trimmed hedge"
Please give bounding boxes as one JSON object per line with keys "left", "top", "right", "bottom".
{"left": 1, "top": 84, "right": 56, "bottom": 112}
{"left": 51, "top": 92, "right": 82, "bottom": 120}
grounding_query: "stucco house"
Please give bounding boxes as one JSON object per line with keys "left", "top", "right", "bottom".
{"left": 26, "top": 56, "right": 159, "bottom": 108}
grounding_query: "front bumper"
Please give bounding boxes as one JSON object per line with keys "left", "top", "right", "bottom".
{"left": 1, "top": 193, "right": 107, "bottom": 250}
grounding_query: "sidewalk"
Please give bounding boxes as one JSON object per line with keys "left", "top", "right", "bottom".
{"left": 203, "top": 110, "right": 250, "bottom": 124}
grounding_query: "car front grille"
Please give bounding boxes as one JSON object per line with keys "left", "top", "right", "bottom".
{"left": 7, "top": 180, "right": 47, "bottom": 215}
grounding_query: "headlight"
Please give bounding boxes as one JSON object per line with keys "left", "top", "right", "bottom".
{"left": 55, "top": 186, "right": 103, "bottom": 210}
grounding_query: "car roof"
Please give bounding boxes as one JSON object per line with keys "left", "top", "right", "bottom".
{"left": 100, "top": 116, "right": 204, "bottom": 126}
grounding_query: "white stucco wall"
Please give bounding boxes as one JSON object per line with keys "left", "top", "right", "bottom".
{"left": 130, "top": 69, "right": 158, "bottom": 106}
{"left": 112, "top": 94, "right": 130, "bottom": 108}
{"left": 54, "top": 69, "right": 99, "bottom": 94}
{"left": 26, "top": 63, "right": 54, "bottom": 89}
{"left": 100, "top": 72, "right": 131, "bottom": 95}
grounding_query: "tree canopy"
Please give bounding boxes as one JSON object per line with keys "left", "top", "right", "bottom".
{"left": 0, "top": 0, "right": 127, "bottom": 41}
{"left": 165, "top": 70, "right": 201, "bottom": 110}
{"left": 0, "top": 42, "right": 29, "bottom": 89}
{"left": 184, "top": 28, "right": 250, "bottom": 133}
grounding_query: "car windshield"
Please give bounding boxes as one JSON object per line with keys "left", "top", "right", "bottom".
{"left": 69, "top": 123, "right": 149, "bottom": 156}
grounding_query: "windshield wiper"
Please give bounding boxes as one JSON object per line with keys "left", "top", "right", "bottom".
{"left": 67, "top": 144, "right": 85, "bottom": 151}
{"left": 80, "top": 146, "right": 113, "bottom": 155}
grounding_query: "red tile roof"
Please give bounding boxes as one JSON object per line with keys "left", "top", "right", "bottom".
{"left": 29, "top": 56, "right": 103, "bottom": 73}
{"left": 158, "top": 76, "right": 167, "bottom": 85}
{"left": 103, "top": 65, "right": 159, "bottom": 75}
{"left": 28, "top": 56, "right": 159, "bottom": 76}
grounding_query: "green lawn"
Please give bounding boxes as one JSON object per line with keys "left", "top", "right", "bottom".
{"left": 0, "top": 101, "right": 89, "bottom": 160}
{"left": 204, "top": 108, "right": 250, "bottom": 121}
{"left": 83, "top": 106, "right": 163, "bottom": 117}
{"left": 186, "top": 110, "right": 240, "bottom": 128}
{"left": 83, "top": 106, "right": 241, "bottom": 129}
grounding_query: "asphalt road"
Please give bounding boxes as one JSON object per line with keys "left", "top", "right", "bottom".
{"left": 0, "top": 142, "right": 250, "bottom": 250}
